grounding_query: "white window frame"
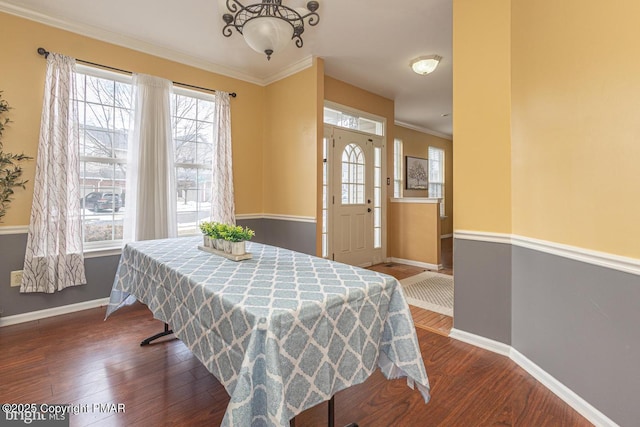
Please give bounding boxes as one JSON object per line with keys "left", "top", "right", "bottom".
{"left": 323, "top": 101, "right": 385, "bottom": 136}
{"left": 428, "top": 146, "right": 445, "bottom": 217}
{"left": 75, "top": 65, "right": 132, "bottom": 252}
{"left": 172, "top": 87, "right": 216, "bottom": 236}
{"left": 393, "top": 138, "right": 403, "bottom": 198}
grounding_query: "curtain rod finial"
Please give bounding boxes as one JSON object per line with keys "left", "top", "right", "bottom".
{"left": 37, "top": 47, "right": 49, "bottom": 58}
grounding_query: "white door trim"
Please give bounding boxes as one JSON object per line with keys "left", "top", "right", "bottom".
{"left": 324, "top": 126, "right": 386, "bottom": 265}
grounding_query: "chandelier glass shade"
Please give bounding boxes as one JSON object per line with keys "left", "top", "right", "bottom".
{"left": 222, "top": 0, "right": 320, "bottom": 60}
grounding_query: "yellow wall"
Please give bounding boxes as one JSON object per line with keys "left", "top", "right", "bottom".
{"left": 394, "top": 125, "right": 454, "bottom": 235}
{"left": 263, "top": 60, "right": 322, "bottom": 218}
{"left": 452, "top": 0, "right": 512, "bottom": 234}
{"left": 0, "top": 12, "right": 265, "bottom": 225}
{"left": 388, "top": 201, "right": 441, "bottom": 266}
{"left": 511, "top": 0, "right": 640, "bottom": 258}
{"left": 324, "top": 77, "right": 395, "bottom": 130}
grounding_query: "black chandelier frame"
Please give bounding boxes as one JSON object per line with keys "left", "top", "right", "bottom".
{"left": 222, "top": 0, "right": 320, "bottom": 59}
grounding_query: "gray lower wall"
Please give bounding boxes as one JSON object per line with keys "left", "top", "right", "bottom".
{"left": 512, "top": 246, "right": 639, "bottom": 427}
{"left": 453, "top": 238, "right": 512, "bottom": 344}
{"left": 238, "top": 218, "right": 317, "bottom": 256}
{"left": 455, "top": 237, "right": 639, "bottom": 426}
{"left": 0, "top": 233, "right": 121, "bottom": 318}
{"left": 0, "top": 218, "right": 316, "bottom": 318}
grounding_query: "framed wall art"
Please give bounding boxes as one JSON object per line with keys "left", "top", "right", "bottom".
{"left": 405, "top": 156, "right": 428, "bottom": 190}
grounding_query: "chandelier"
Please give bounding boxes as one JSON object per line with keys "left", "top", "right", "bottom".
{"left": 222, "top": 0, "right": 320, "bottom": 60}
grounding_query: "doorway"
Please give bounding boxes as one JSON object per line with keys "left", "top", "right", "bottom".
{"left": 324, "top": 126, "right": 385, "bottom": 267}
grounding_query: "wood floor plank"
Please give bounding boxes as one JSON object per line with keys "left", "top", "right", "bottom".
{"left": 0, "top": 300, "right": 592, "bottom": 426}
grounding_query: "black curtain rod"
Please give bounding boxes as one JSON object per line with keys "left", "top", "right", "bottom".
{"left": 37, "top": 48, "right": 237, "bottom": 98}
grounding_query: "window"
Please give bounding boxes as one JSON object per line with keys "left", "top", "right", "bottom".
{"left": 393, "top": 138, "right": 403, "bottom": 197}
{"left": 75, "top": 66, "right": 216, "bottom": 248}
{"left": 76, "top": 67, "right": 131, "bottom": 247}
{"left": 324, "top": 106, "right": 384, "bottom": 136}
{"left": 172, "top": 90, "right": 215, "bottom": 236}
{"left": 428, "top": 146, "right": 445, "bottom": 216}
{"left": 341, "top": 143, "right": 365, "bottom": 205}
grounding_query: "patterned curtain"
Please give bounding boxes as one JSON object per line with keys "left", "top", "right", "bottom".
{"left": 21, "top": 53, "right": 86, "bottom": 293}
{"left": 123, "top": 74, "right": 177, "bottom": 242}
{"left": 211, "top": 92, "right": 235, "bottom": 225}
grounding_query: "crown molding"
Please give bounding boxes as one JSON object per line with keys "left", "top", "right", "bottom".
{"left": 0, "top": 1, "right": 271, "bottom": 86}
{"left": 395, "top": 120, "right": 453, "bottom": 141}
{"left": 261, "top": 56, "right": 314, "bottom": 85}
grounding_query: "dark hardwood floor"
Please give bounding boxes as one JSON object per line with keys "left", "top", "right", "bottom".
{"left": 369, "top": 237, "right": 455, "bottom": 336}
{"left": 0, "top": 302, "right": 592, "bottom": 426}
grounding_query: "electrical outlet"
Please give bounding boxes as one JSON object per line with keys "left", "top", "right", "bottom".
{"left": 10, "top": 270, "right": 23, "bottom": 287}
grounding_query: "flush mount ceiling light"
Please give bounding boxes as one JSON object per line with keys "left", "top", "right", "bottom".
{"left": 410, "top": 55, "right": 442, "bottom": 75}
{"left": 222, "top": 0, "right": 320, "bottom": 61}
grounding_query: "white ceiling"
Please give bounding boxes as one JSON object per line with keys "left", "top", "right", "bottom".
{"left": 1, "top": 0, "right": 453, "bottom": 138}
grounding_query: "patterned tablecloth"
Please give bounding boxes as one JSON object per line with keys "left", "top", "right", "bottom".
{"left": 106, "top": 237, "right": 430, "bottom": 426}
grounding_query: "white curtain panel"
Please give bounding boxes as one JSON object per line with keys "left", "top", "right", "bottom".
{"left": 211, "top": 92, "right": 236, "bottom": 225}
{"left": 21, "top": 53, "right": 87, "bottom": 293}
{"left": 124, "top": 74, "right": 177, "bottom": 242}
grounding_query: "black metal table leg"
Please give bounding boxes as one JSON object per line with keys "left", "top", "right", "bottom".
{"left": 140, "top": 322, "right": 174, "bottom": 346}
{"left": 328, "top": 396, "right": 358, "bottom": 427}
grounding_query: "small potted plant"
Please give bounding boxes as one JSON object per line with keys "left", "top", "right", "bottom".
{"left": 199, "top": 221, "right": 216, "bottom": 248}
{"left": 213, "top": 222, "right": 227, "bottom": 251}
{"left": 223, "top": 225, "right": 255, "bottom": 255}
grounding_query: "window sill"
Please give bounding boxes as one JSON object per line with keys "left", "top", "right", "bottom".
{"left": 390, "top": 197, "right": 440, "bottom": 204}
{"left": 84, "top": 245, "right": 123, "bottom": 259}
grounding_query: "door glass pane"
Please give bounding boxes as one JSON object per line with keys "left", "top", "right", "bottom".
{"left": 341, "top": 143, "right": 365, "bottom": 205}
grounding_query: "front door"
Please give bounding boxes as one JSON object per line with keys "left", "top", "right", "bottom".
{"left": 330, "top": 128, "right": 383, "bottom": 266}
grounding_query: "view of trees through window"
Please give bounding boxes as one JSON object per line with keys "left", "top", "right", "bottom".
{"left": 75, "top": 67, "right": 214, "bottom": 247}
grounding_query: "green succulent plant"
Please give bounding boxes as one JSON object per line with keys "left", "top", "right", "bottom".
{"left": 198, "top": 221, "right": 255, "bottom": 242}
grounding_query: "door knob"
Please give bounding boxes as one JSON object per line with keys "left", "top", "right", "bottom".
{"left": 367, "top": 208, "right": 372, "bottom": 212}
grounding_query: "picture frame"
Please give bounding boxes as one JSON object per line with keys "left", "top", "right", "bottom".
{"left": 405, "top": 156, "right": 428, "bottom": 190}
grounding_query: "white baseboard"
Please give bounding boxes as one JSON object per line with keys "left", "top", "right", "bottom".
{"left": 449, "top": 328, "right": 511, "bottom": 357}
{"left": 389, "top": 257, "right": 442, "bottom": 271}
{"left": 0, "top": 297, "right": 110, "bottom": 328}
{"left": 449, "top": 328, "right": 619, "bottom": 427}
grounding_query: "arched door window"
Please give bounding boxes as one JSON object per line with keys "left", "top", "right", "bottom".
{"left": 341, "top": 143, "right": 365, "bottom": 204}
